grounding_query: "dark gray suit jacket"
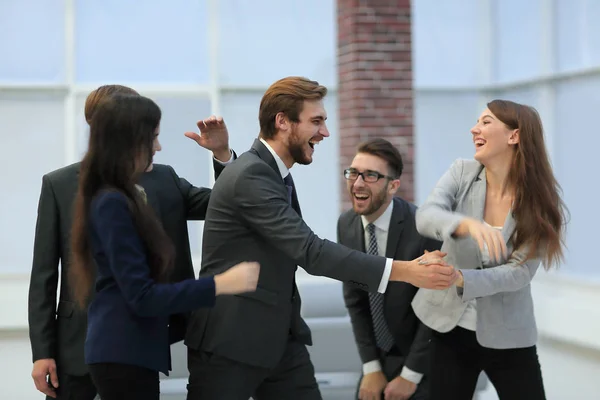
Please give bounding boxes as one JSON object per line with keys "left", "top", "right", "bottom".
{"left": 184, "top": 139, "right": 389, "bottom": 369}
{"left": 28, "top": 158, "right": 228, "bottom": 376}
{"left": 339, "top": 197, "right": 441, "bottom": 376}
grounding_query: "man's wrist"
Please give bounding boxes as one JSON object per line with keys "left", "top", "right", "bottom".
{"left": 362, "top": 359, "right": 382, "bottom": 375}
{"left": 213, "top": 148, "right": 232, "bottom": 162}
{"left": 390, "top": 260, "right": 411, "bottom": 282}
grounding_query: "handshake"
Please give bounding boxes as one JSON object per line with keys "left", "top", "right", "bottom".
{"left": 390, "top": 250, "right": 458, "bottom": 290}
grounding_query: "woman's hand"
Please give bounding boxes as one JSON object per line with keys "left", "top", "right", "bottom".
{"left": 457, "top": 218, "right": 507, "bottom": 263}
{"left": 214, "top": 262, "right": 260, "bottom": 295}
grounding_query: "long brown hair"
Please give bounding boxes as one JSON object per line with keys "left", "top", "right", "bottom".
{"left": 488, "top": 99, "right": 568, "bottom": 269}
{"left": 70, "top": 94, "right": 175, "bottom": 309}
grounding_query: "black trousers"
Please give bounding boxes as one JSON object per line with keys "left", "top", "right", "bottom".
{"left": 355, "top": 347, "right": 429, "bottom": 400}
{"left": 186, "top": 338, "right": 321, "bottom": 400}
{"left": 429, "top": 327, "right": 546, "bottom": 400}
{"left": 88, "top": 363, "right": 160, "bottom": 400}
{"left": 47, "top": 372, "right": 97, "bottom": 400}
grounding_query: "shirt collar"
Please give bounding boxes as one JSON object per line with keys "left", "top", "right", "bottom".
{"left": 260, "top": 138, "right": 289, "bottom": 180}
{"left": 361, "top": 200, "right": 394, "bottom": 232}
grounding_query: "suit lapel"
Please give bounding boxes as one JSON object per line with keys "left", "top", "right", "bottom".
{"left": 351, "top": 214, "right": 366, "bottom": 252}
{"left": 385, "top": 199, "right": 405, "bottom": 259}
{"left": 250, "top": 139, "right": 302, "bottom": 216}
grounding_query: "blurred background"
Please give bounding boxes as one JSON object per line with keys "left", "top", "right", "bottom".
{"left": 1, "top": 0, "right": 599, "bottom": 399}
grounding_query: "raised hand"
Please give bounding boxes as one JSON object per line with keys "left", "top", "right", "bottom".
{"left": 184, "top": 115, "right": 231, "bottom": 162}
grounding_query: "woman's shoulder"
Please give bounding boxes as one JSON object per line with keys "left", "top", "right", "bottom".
{"left": 447, "top": 158, "right": 483, "bottom": 181}
{"left": 91, "top": 189, "right": 131, "bottom": 217}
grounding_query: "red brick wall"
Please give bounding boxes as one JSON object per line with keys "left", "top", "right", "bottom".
{"left": 337, "top": 0, "right": 414, "bottom": 212}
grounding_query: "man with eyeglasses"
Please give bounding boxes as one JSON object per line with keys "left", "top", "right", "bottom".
{"left": 338, "top": 138, "right": 442, "bottom": 400}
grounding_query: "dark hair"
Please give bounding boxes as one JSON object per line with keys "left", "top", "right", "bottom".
{"left": 70, "top": 94, "right": 175, "bottom": 309}
{"left": 357, "top": 138, "right": 404, "bottom": 178}
{"left": 84, "top": 84, "right": 139, "bottom": 124}
{"left": 487, "top": 99, "right": 568, "bottom": 269}
{"left": 258, "top": 76, "right": 327, "bottom": 139}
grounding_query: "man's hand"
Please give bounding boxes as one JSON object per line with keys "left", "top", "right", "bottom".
{"left": 32, "top": 358, "right": 58, "bottom": 398}
{"left": 184, "top": 115, "right": 231, "bottom": 162}
{"left": 384, "top": 376, "right": 417, "bottom": 400}
{"left": 359, "top": 371, "right": 388, "bottom": 400}
{"left": 390, "top": 250, "right": 458, "bottom": 289}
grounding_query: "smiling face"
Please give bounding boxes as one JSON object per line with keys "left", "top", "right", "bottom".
{"left": 346, "top": 152, "right": 400, "bottom": 220}
{"left": 471, "top": 108, "right": 520, "bottom": 165}
{"left": 283, "top": 100, "right": 330, "bottom": 165}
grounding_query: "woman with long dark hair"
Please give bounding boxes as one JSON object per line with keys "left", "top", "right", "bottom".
{"left": 69, "top": 93, "right": 259, "bottom": 400}
{"left": 411, "top": 99, "right": 568, "bottom": 400}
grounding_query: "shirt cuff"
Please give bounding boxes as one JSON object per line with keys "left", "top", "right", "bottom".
{"left": 377, "top": 258, "right": 393, "bottom": 293}
{"left": 363, "top": 360, "right": 383, "bottom": 375}
{"left": 213, "top": 149, "right": 234, "bottom": 165}
{"left": 400, "top": 366, "right": 423, "bottom": 384}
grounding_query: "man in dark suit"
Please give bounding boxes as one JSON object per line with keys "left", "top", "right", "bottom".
{"left": 183, "top": 76, "right": 456, "bottom": 400}
{"left": 339, "top": 138, "right": 442, "bottom": 400}
{"left": 28, "top": 84, "right": 235, "bottom": 400}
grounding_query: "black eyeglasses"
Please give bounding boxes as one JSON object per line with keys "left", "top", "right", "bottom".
{"left": 343, "top": 168, "right": 396, "bottom": 183}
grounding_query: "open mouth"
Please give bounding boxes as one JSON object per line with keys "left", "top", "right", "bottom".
{"left": 353, "top": 192, "right": 370, "bottom": 202}
{"left": 474, "top": 139, "right": 486, "bottom": 148}
{"left": 308, "top": 139, "right": 319, "bottom": 149}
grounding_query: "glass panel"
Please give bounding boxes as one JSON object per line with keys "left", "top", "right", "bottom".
{"left": 413, "top": 0, "right": 483, "bottom": 87}
{"left": 0, "top": 94, "right": 65, "bottom": 273}
{"left": 75, "top": 95, "right": 212, "bottom": 258}
{"left": 0, "top": 0, "right": 65, "bottom": 82}
{"left": 153, "top": 97, "right": 212, "bottom": 258}
{"left": 219, "top": 90, "right": 339, "bottom": 242}
{"left": 74, "top": 0, "right": 210, "bottom": 83}
{"left": 554, "top": 75, "right": 600, "bottom": 277}
{"left": 414, "top": 91, "right": 482, "bottom": 204}
{"left": 492, "top": 0, "right": 543, "bottom": 82}
{"left": 217, "top": 0, "right": 336, "bottom": 87}
{"left": 556, "top": 0, "right": 600, "bottom": 71}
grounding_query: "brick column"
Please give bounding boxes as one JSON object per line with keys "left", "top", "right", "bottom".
{"left": 337, "top": 0, "right": 414, "bottom": 212}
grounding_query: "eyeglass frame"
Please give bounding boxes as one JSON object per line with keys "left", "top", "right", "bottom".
{"left": 343, "top": 167, "right": 397, "bottom": 183}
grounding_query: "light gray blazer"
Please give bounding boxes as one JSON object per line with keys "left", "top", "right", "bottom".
{"left": 411, "top": 158, "right": 542, "bottom": 349}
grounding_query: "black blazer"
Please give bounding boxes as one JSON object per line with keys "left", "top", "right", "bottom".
{"left": 339, "top": 197, "right": 442, "bottom": 375}
{"left": 85, "top": 191, "right": 217, "bottom": 375}
{"left": 27, "top": 158, "right": 229, "bottom": 376}
{"left": 185, "top": 139, "right": 390, "bottom": 369}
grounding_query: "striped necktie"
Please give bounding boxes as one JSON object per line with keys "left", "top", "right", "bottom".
{"left": 366, "top": 223, "right": 395, "bottom": 353}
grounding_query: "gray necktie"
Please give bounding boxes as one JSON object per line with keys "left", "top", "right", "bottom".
{"left": 366, "top": 223, "right": 395, "bottom": 353}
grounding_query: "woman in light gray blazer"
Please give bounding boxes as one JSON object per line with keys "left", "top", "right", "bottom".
{"left": 412, "top": 99, "right": 567, "bottom": 400}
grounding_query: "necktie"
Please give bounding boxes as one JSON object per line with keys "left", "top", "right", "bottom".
{"left": 283, "top": 173, "right": 301, "bottom": 215}
{"left": 283, "top": 174, "right": 293, "bottom": 205}
{"left": 366, "top": 223, "right": 395, "bottom": 353}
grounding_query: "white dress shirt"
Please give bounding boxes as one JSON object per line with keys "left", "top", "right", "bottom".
{"left": 259, "top": 138, "right": 393, "bottom": 293}
{"left": 360, "top": 201, "right": 423, "bottom": 385}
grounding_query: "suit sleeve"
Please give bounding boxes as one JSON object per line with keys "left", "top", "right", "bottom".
{"left": 92, "top": 192, "right": 217, "bottom": 317}
{"left": 339, "top": 217, "right": 379, "bottom": 364}
{"left": 415, "top": 159, "right": 466, "bottom": 241}
{"left": 168, "top": 150, "right": 237, "bottom": 221}
{"left": 28, "top": 175, "right": 60, "bottom": 362}
{"left": 460, "top": 248, "right": 541, "bottom": 301}
{"left": 234, "top": 163, "right": 386, "bottom": 292}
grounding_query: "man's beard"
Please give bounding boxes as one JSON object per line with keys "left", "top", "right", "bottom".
{"left": 288, "top": 125, "right": 312, "bottom": 165}
{"left": 353, "top": 186, "right": 387, "bottom": 216}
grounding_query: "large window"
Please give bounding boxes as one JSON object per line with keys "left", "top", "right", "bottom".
{"left": 0, "top": 0, "right": 339, "bottom": 275}
{"left": 413, "top": 0, "right": 600, "bottom": 277}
